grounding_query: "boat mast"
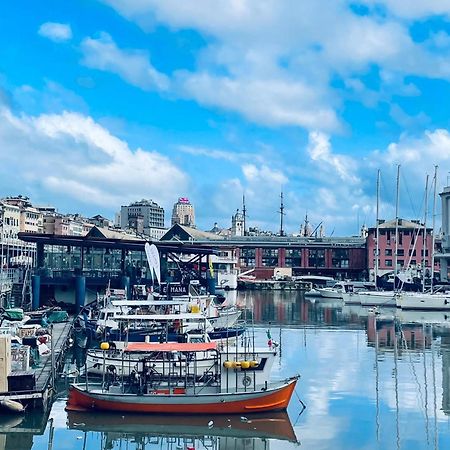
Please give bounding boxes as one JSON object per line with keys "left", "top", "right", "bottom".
{"left": 422, "top": 174, "right": 429, "bottom": 293}
{"left": 394, "top": 164, "right": 400, "bottom": 290}
{"left": 279, "top": 191, "right": 285, "bottom": 237}
{"left": 431, "top": 166, "right": 438, "bottom": 292}
{"left": 375, "top": 169, "right": 380, "bottom": 290}
{"left": 242, "top": 193, "right": 247, "bottom": 236}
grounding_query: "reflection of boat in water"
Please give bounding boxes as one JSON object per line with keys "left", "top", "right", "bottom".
{"left": 67, "top": 410, "right": 298, "bottom": 443}
{"left": 396, "top": 309, "right": 450, "bottom": 326}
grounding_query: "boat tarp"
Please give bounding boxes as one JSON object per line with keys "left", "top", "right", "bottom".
{"left": 48, "top": 311, "right": 69, "bottom": 323}
{"left": 3, "top": 308, "right": 24, "bottom": 321}
{"left": 124, "top": 342, "right": 217, "bottom": 353}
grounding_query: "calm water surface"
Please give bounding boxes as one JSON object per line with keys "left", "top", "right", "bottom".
{"left": 5, "top": 291, "right": 450, "bottom": 449}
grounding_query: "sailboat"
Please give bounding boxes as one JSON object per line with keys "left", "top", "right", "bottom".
{"left": 344, "top": 168, "right": 400, "bottom": 307}
{"left": 397, "top": 167, "right": 450, "bottom": 310}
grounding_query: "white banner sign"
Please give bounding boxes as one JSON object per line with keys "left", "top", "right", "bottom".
{"left": 145, "top": 243, "right": 161, "bottom": 285}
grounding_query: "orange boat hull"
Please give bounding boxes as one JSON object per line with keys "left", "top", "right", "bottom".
{"left": 66, "top": 378, "right": 298, "bottom": 415}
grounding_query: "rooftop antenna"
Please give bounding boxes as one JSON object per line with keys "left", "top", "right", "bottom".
{"left": 242, "top": 193, "right": 247, "bottom": 236}
{"left": 279, "top": 191, "right": 285, "bottom": 236}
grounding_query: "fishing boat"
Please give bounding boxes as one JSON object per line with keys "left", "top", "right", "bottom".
{"left": 66, "top": 341, "right": 299, "bottom": 414}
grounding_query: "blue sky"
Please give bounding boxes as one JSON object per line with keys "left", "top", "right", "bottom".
{"left": 1, "top": 1, "right": 450, "bottom": 235}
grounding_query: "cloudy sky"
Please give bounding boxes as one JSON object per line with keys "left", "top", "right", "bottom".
{"left": 2, "top": 1, "right": 450, "bottom": 235}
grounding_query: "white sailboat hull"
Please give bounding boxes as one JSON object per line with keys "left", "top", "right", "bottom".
{"left": 358, "top": 291, "right": 397, "bottom": 306}
{"left": 397, "top": 292, "right": 450, "bottom": 310}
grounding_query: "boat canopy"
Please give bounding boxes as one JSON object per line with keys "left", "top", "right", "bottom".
{"left": 113, "top": 313, "right": 205, "bottom": 321}
{"left": 124, "top": 342, "right": 218, "bottom": 353}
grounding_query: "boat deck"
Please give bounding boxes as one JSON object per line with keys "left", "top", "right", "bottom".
{"left": 0, "top": 320, "right": 73, "bottom": 409}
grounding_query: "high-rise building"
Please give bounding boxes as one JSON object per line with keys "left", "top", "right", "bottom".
{"left": 120, "top": 199, "right": 165, "bottom": 232}
{"left": 171, "top": 197, "right": 195, "bottom": 227}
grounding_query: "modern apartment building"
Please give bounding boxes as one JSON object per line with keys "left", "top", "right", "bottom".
{"left": 120, "top": 199, "right": 165, "bottom": 231}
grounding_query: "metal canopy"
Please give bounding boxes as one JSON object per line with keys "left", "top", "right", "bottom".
{"left": 18, "top": 232, "right": 216, "bottom": 255}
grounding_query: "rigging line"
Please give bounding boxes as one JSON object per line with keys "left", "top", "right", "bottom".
{"left": 397, "top": 321, "right": 427, "bottom": 421}
{"left": 423, "top": 323, "right": 430, "bottom": 444}
{"left": 401, "top": 169, "right": 420, "bottom": 219}
{"left": 431, "top": 337, "right": 439, "bottom": 450}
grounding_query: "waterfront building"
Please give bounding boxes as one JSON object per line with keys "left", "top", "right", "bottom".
{"left": 367, "top": 218, "right": 435, "bottom": 282}
{"left": 0, "top": 201, "right": 21, "bottom": 267}
{"left": 3, "top": 196, "right": 42, "bottom": 234}
{"left": 171, "top": 197, "right": 195, "bottom": 227}
{"left": 120, "top": 199, "right": 165, "bottom": 231}
{"left": 162, "top": 223, "right": 367, "bottom": 281}
{"left": 437, "top": 185, "right": 450, "bottom": 282}
{"left": 19, "top": 226, "right": 214, "bottom": 309}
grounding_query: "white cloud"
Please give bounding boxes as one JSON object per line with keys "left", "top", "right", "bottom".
{"left": 81, "top": 33, "right": 169, "bottom": 91}
{"left": 360, "top": 0, "right": 450, "bottom": 19}
{"left": 242, "top": 163, "right": 287, "bottom": 186}
{"left": 178, "top": 72, "right": 339, "bottom": 130}
{"left": 0, "top": 103, "right": 188, "bottom": 211}
{"left": 178, "top": 144, "right": 266, "bottom": 165}
{"left": 38, "top": 22, "right": 72, "bottom": 42}
{"left": 307, "top": 131, "right": 360, "bottom": 184}
{"left": 97, "top": 0, "right": 450, "bottom": 133}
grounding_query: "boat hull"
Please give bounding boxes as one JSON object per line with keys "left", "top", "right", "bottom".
{"left": 66, "top": 377, "right": 298, "bottom": 414}
{"left": 359, "top": 292, "right": 397, "bottom": 307}
{"left": 316, "top": 288, "right": 343, "bottom": 299}
{"left": 397, "top": 292, "right": 450, "bottom": 310}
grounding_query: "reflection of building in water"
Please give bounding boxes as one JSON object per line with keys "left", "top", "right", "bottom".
{"left": 247, "top": 291, "right": 364, "bottom": 328}
{"left": 366, "top": 315, "right": 432, "bottom": 350}
{"left": 442, "top": 336, "right": 450, "bottom": 415}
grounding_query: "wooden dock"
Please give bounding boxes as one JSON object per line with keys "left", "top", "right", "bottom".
{"left": 0, "top": 320, "right": 73, "bottom": 409}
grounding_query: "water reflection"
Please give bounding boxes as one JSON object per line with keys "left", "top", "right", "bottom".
{"left": 8, "top": 291, "right": 450, "bottom": 449}
{"left": 67, "top": 411, "right": 298, "bottom": 449}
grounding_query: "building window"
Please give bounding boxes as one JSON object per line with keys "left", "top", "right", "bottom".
{"left": 385, "top": 259, "right": 392, "bottom": 267}
{"left": 308, "top": 249, "right": 325, "bottom": 268}
{"left": 398, "top": 260, "right": 404, "bottom": 267}
{"left": 262, "top": 248, "right": 278, "bottom": 267}
{"left": 332, "top": 249, "right": 349, "bottom": 268}
{"left": 409, "top": 249, "right": 416, "bottom": 256}
{"left": 385, "top": 249, "right": 392, "bottom": 256}
{"left": 398, "top": 249, "right": 404, "bottom": 256}
{"left": 285, "top": 248, "right": 301, "bottom": 268}
{"left": 239, "top": 248, "right": 256, "bottom": 267}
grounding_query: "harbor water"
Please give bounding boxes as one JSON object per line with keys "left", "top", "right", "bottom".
{"left": 4, "top": 290, "right": 450, "bottom": 449}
